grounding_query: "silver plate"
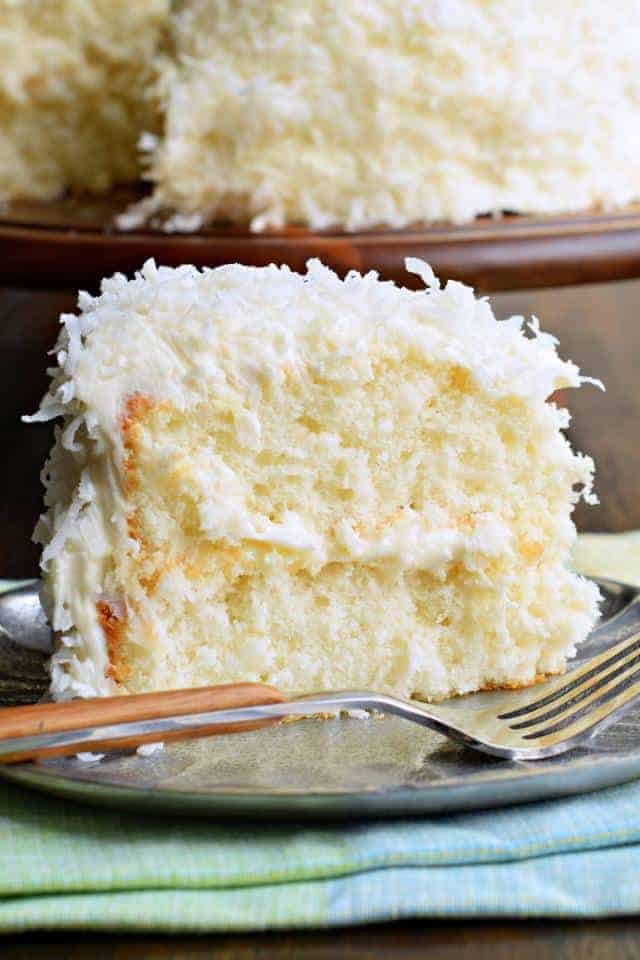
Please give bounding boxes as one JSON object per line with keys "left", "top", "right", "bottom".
{"left": 1, "top": 578, "right": 640, "bottom": 818}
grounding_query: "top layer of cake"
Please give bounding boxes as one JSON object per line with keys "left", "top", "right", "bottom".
{"left": 29, "top": 258, "right": 600, "bottom": 701}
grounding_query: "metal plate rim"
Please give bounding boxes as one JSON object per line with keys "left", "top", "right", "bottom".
{"left": 3, "top": 747, "right": 640, "bottom": 819}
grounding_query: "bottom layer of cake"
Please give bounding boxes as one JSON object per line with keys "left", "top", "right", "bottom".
{"left": 48, "top": 550, "right": 599, "bottom": 701}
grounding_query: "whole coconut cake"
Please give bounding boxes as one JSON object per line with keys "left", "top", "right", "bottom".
{"left": 142, "top": 0, "right": 640, "bottom": 231}
{"left": 3, "top": 0, "right": 640, "bottom": 230}
{"left": 28, "top": 259, "right": 601, "bottom": 701}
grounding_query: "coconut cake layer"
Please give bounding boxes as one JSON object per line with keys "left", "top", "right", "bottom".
{"left": 28, "top": 258, "right": 601, "bottom": 700}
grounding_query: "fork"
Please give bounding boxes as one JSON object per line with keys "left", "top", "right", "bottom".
{"left": 0, "top": 581, "right": 639, "bottom": 762}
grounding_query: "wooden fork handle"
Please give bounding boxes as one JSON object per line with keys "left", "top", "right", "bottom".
{"left": 0, "top": 682, "right": 285, "bottom": 763}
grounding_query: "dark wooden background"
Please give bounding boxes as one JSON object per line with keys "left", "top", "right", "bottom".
{"left": 1, "top": 277, "right": 638, "bottom": 955}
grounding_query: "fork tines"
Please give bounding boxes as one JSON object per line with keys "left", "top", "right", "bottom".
{"left": 499, "top": 631, "right": 640, "bottom": 744}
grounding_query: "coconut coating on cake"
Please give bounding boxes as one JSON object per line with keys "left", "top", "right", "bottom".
{"left": 28, "top": 258, "right": 601, "bottom": 701}
{"left": 141, "top": 0, "right": 640, "bottom": 230}
{"left": 3, "top": 1, "right": 640, "bottom": 229}
{"left": 0, "top": 0, "right": 168, "bottom": 203}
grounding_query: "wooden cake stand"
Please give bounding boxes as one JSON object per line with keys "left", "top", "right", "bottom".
{"left": 2, "top": 188, "right": 640, "bottom": 292}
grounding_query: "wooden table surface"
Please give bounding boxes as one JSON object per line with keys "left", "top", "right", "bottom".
{"left": 1, "top": 277, "right": 639, "bottom": 954}
{"left": 4, "top": 919, "right": 640, "bottom": 958}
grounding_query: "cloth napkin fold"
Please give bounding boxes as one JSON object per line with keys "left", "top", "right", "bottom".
{"left": 0, "top": 531, "right": 639, "bottom": 934}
